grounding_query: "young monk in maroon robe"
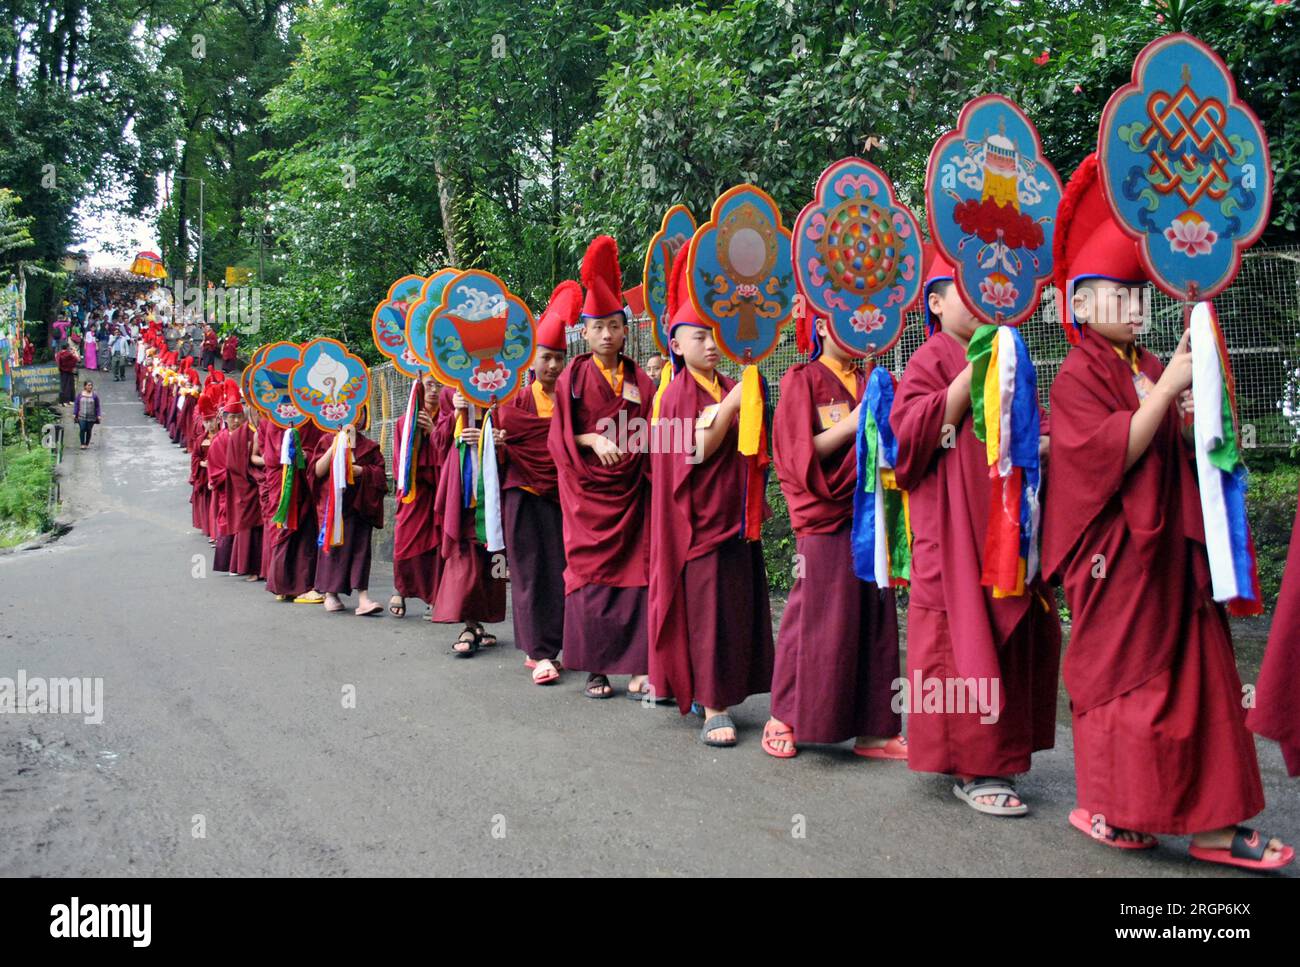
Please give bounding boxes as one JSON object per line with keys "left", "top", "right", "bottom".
{"left": 166, "top": 356, "right": 192, "bottom": 444}
{"left": 893, "top": 245, "right": 1061, "bottom": 815}
{"left": 176, "top": 372, "right": 196, "bottom": 451}
{"left": 498, "top": 281, "right": 577, "bottom": 684}
{"left": 648, "top": 253, "right": 773, "bottom": 745}
{"left": 262, "top": 418, "right": 325, "bottom": 604}
{"left": 547, "top": 235, "right": 657, "bottom": 700}
{"left": 159, "top": 353, "right": 177, "bottom": 432}
{"left": 210, "top": 383, "right": 263, "bottom": 580}
{"left": 245, "top": 404, "right": 272, "bottom": 581}
{"left": 1043, "top": 154, "right": 1291, "bottom": 869}
{"left": 206, "top": 396, "right": 235, "bottom": 573}
{"left": 141, "top": 349, "right": 159, "bottom": 417}
{"left": 389, "top": 372, "right": 453, "bottom": 620}
{"left": 1247, "top": 489, "right": 1300, "bottom": 776}
{"left": 434, "top": 388, "right": 508, "bottom": 654}
{"left": 189, "top": 391, "right": 220, "bottom": 537}
{"left": 311, "top": 412, "right": 386, "bottom": 616}
{"left": 765, "top": 315, "right": 905, "bottom": 760}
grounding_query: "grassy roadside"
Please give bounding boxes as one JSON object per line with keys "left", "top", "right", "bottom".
{"left": 0, "top": 403, "right": 58, "bottom": 548}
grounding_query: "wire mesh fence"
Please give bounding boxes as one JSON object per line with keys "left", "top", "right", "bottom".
{"left": 368, "top": 244, "right": 1300, "bottom": 464}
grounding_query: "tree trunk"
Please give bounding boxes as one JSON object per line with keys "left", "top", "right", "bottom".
{"left": 175, "top": 149, "right": 190, "bottom": 284}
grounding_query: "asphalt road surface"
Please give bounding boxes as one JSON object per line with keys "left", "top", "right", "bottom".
{"left": 1, "top": 372, "right": 1295, "bottom": 877}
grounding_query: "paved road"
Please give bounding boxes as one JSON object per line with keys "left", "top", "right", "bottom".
{"left": 1, "top": 372, "right": 1295, "bottom": 877}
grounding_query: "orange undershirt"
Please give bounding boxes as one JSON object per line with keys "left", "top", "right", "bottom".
{"left": 817, "top": 354, "right": 858, "bottom": 396}
{"left": 592, "top": 354, "right": 624, "bottom": 397}
{"left": 521, "top": 380, "right": 555, "bottom": 496}
{"left": 1112, "top": 343, "right": 1141, "bottom": 375}
{"left": 688, "top": 367, "right": 723, "bottom": 404}
{"left": 531, "top": 379, "right": 555, "bottom": 418}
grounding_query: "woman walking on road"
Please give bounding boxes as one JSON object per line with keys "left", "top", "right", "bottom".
{"left": 74, "top": 380, "right": 101, "bottom": 449}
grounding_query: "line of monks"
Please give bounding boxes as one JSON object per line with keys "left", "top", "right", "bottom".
{"left": 134, "top": 167, "right": 1297, "bottom": 873}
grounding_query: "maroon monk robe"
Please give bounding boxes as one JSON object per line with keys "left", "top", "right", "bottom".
{"left": 1247, "top": 488, "right": 1300, "bottom": 776}
{"left": 207, "top": 428, "right": 233, "bottom": 572}
{"left": 770, "top": 359, "right": 902, "bottom": 743}
{"left": 649, "top": 370, "right": 774, "bottom": 714}
{"left": 498, "top": 381, "right": 566, "bottom": 662}
{"left": 1043, "top": 331, "right": 1263, "bottom": 833}
{"left": 311, "top": 431, "right": 386, "bottom": 596}
{"left": 251, "top": 423, "right": 276, "bottom": 579}
{"left": 218, "top": 423, "right": 264, "bottom": 576}
{"left": 159, "top": 382, "right": 174, "bottom": 430}
{"left": 176, "top": 395, "right": 190, "bottom": 449}
{"left": 392, "top": 385, "right": 453, "bottom": 607}
{"left": 892, "top": 330, "right": 1061, "bottom": 777}
{"left": 189, "top": 429, "right": 214, "bottom": 534}
{"left": 547, "top": 353, "right": 655, "bottom": 675}
{"left": 166, "top": 389, "right": 182, "bottom": 442}
{"left": 430, "top": 392, "right": 507, "bottom": 625}
{"left": 264, "top": 422, "right": 324, "bottom": 598}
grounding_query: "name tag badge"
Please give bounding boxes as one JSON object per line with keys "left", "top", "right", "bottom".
{"left": 1133, "top": 372, "right": 1153, "bottom": 401}
{"left": 622, "top": 381, "right": 641, "bottom": 405}
{"left": 818, "top": 402, "right": 851, "bottom": 430}
{"left": 696, "top": 403, "right": 721, "bottom": 430}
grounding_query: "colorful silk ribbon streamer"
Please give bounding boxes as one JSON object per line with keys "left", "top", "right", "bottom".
{"left": 1189, "top": 301, "right": 1262, "bottom": 616}
{"left": 456, "top": 408, "right": 505, "bottom": 553}
{"left": 967, "top": 324, "right": 1041, "bottom": 597}
{"left": 273, "top": 427, "right": 303, "bottom": 528}
{"left": 395, "top": 380, "right": 420, "bottom": 504}
{"left": 651, "top": 363, "right": 672, "bottom": 424}
{"left": 318, "top": 428, "right": 353, "bottom": 552}
{"left": 735, "top": 366, "right": 771, "bottom": 542}
{"left": 851, "top": 365, "right": 911, "bottom": 586}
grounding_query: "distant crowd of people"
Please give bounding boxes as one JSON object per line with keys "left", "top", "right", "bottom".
{"left": 50, "top": 280, "right": 242, "bottom": 454}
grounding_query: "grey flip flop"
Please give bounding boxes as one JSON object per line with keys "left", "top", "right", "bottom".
{"left": 701, "top": 713, "right": 737, "bottom": 748}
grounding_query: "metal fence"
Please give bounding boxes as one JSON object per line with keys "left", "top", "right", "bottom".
{"left": 369, "top": 244, "right": 1300, "bottom": 462}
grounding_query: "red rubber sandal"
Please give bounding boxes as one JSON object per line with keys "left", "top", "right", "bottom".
{"left": 762, "top": 720, "right": 797, "bottom": 759}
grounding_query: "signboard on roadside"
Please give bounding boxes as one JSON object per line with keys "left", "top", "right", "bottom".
{"left": 12, "top": 364, "right": 60, "bottom": 399}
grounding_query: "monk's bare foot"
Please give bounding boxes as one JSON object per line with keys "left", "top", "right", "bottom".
{"left": 703, "top": 706, "right": 735, "bottom": 744}
{"left": 627, "top": 674, "right": 650, "bottom": 696}
{"left": 472, "top": 623, "right": 497, "bottom": 647}
{"left": 324, "top": 593, "right": 346, "bottom": 613}
{"left": 355, "top": 592, "right": 382, "bottom": 616}
{"left": 763, "top": 717, "right": 795, "bottom": 756}
{"left": 388, "top": 595, "right": 406, "bottom": 618}
{"left": 1193, "top": 826, "right": 1289, "bottom": 863}
{"left": 1117, "top": 829, "right": 1156, "bottom": 845}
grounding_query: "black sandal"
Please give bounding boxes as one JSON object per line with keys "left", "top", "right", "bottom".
{"left": 388, "top": 596, "right": 406, "bottom": 618}
{"left": 452, "top": 628, "right": 479, "bottom": 658}
{"left": 584, "top": 674, "right": 613, "bottom": 700}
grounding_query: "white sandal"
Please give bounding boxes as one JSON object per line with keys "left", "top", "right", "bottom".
{"left": 531, "top": 659, "right": 560, "bottom": 685}
{"left": 953, "top": 777, "right": 1029, "bottom": 817}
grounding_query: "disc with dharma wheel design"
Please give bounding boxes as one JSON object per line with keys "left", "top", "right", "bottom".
{"left": 816, "top": 198, "right": 900, "bottom": 298}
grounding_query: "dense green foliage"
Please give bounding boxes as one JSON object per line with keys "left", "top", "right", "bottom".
{"left": 0, "top": 426, "right": 55, "bottom": 548}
